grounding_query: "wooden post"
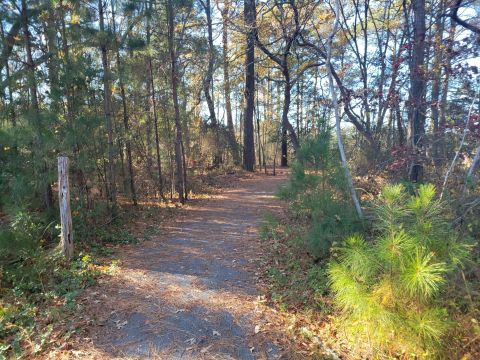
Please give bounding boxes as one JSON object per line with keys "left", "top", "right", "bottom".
{"left": 58, "top": 156, "right": 73, "bottom": 260}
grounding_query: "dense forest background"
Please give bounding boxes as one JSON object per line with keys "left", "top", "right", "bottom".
{"left": 0, "top": 0, "right": 478, "bottom": 211}
{"left": 0, "top": 0, "right": 479, "bottom": 358}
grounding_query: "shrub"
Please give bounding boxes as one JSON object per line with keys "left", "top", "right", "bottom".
{"left": 0, "top": 210, "right": 55, "bottom": 260}
{"left": 277, "top": 128, "right": 362, "bottom": 261}
{"left": 328, "top": 184, "right": 470, "bottom": 358}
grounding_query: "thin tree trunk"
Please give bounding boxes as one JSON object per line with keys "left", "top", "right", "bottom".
{"left": 408, "top": 0, "right": 427, "bottom": 182}
{"left": 60, "top": 0, "right": 74, "bottom": 124}
{"left": 0, "top": 22, "right": 15, "bottom": 128}
{"left": 145, "top": 97, "right": 153, "bottom": 177}
{"left": 431, "top": 2, "right": 444, "bottom": 166}
{"left": 201, "top": 0, "right": 220, "bottom": 166}
{"left": 327, "top": 0, "right": 363, "bottom": 219}
{"left": 99, "top": 0, "right": 117, "bottom": 209}
{"left": 222, "top": 0, "right": 240, "bottom": 165}
{"left": 396, "top": 104, "right": 404, "bottom": 145}
{"left": 256, "top": 83, "right": 262, "bottom": 168}
{"left": 22, "top": 0, "right": 53, "bottom": 210}
{"left": 44, "top": 3, "right": 61, "bottom": 114}
{"left": 148, "top": 57, "right": 165, "bottom": 199}
{"left": 439, "top": 21, "right": 456, "bottom": 163}
{"left": 145, "top": 4, "right": 154, "bottom": 179}
{"left": 243, "top": 0, "right": 256, "bottom": 171}
{"left": 280, "top": 69, "right": 301, "bottom": 166}
{"left": 167, "top": 0, "right": 186, "bottom": 203}
{"left": 112, "top": 0, "right": 137, "bottom": 205}
{"left": 282, "top": 67, "right": 300, "bottom": 153}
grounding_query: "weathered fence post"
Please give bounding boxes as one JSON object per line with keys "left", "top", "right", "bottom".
{"left": 58, "top": 156, "right": 73, "bottom": 260}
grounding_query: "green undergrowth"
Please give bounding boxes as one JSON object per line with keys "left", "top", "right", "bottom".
{"left": 261, "top": 181, "right": 478, "bottom": 358}
{"left": 0, "top": 252, "right": 106, "bottom": 358}
{"left": 0, "top": 201, "right": 162, "bottom": 358}
{"left": 260, "top": 128, "right": 361, "bottom": 315}
{"left": 260, "top": 213, "right": 332, "bottom": 313}
{"left": 260, "top": 129, "right": 478, "bottom": 359}
{"left": 329, "top": 184, "right": 472, "bottom": 358}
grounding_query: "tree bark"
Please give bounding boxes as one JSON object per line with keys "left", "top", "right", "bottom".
{"left": 431, "top": 2, "right": 444, "bottom": 166}
{"left": 151, "top": 65, "right": 165, "bottom": 199}
{"left": 167, "top": 0, "right": 186, "bottom": 203}
{"left": 201, "top": 0, "right": 221, "bottom": 166}
{"left": 222, "top": 0, "right": 241, "bottom": 165}
{"left": 0, "top": 22, "right": 16, "bottom": 128}
{"left": 112, "top": 0, "right": 137, "bottom": 205}
{"left": 439, "top": 21, "right": 456, "bottom": 162}
{"left": 145, "top": 3, "right": 154, "bottom": 179}
{"left": 327, "top": 0, "right": 363, "bottom": 219}
{"left": 22, "top": 0, "right": 53, "bottom": 210}
{"left": 280, "top": 69, "right": 300, "bottom": 166}
{"left": 59, "top": 0, "right": 75, "bottom": 124}
{"left": 408, "top": 0, "right": 427, "bottom": 182}
{"left": 255, "top": 84, "right": 262, "bottom": 168}
{"left": 44, "top": 2, "right": 61, "bottom": 113}
{"left": 243, "top": 0, "right": 256, "bottom": 171}
{"left": 99, "top": 0, "right": 117, "bottom": 209}
{"left": 145, "top": 2, "right": 165, "bottom": 200}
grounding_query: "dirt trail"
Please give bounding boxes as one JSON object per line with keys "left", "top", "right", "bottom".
{"left": 73, "top": 172, "right": 293, "bottom": 359}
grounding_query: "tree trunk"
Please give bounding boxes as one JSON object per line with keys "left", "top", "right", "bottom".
{"left": 327, "top": 0, "right": 363, "bottom": 219}
{"left": 99, "top": 0, "right": 117, "bottom": 209}
{"left": 243, "top": 0, "right": 256, "bottom": 171}
{"left": 58, "top": 156, "right": 74, "bottom": 260}
{"left": 112, "top": 1, "right": 137, "bottom": 205}
{"left": 281, "top": 72, "right": 290, "bottom": 166}
{"left": 256, "top": 84, "right": 262, "bottom": 168}
{"left": 281, "top": 68, "right": 300, "bottom": 162}
{"left": 201, "top": 0, "right": 220, "bottom": 167}
{"left": 396, "top": 104, "right": 405, "bottom": 145}
{"left": 431, "top": 2, "right": 444, "bottom": 166}
{"left": 408, "top": 0, "right": 427, "bottom": 182}
{"left": 0, "top": 22, "right": 16, "bottom": 128}
{"left": 146, "top": 105, "right": 154, "bottom": 176}
{"left": 151, "top": 67, "right": 165, "bottom": 199}
{"left": 167, "top": 0, "right": 186, "bottom": 203}
{"left": 22, "top": 0, "right": 53, "bottom": 210}
{"left": 59, "top": 0, "right": 75, "bottom": 124}
{"left": 439, "top": 21, "right": 456, "bottom": 163}
{"left": 44, "top": 3, "right": 61, "bottom": 114}
{"left": 281, "top": 129, "right": 288, "bottom": 167}
{"left": 145, "top": 3, "right": 154, "bottom": 180}
{"left": 222, "top": 0, "right": 240, "bottom": 165}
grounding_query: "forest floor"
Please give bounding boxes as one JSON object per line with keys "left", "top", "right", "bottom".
{"left": 48, "top": 169, "right": 314, "bottom": 359}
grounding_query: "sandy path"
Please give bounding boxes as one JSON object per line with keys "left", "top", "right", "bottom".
{"left": 71, "top": 172, "right": 293, "bottom": 359}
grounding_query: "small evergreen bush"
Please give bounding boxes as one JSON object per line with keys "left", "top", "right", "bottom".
{"left": 277, "top": 126, "right": 362, "bottom": 260}
{"left": 328, "top": 184, "right": 470, "bottom": 358}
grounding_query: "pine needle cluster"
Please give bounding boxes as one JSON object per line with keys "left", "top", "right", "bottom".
{"left": 328, "top": 184, "right": 470, "bottom": 358}
{"left": 277, "top": 127, "right": 362, "bottom": 260}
